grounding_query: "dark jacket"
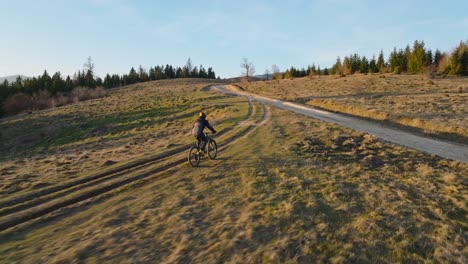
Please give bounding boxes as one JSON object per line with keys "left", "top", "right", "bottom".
{"left": 192, "top": 117, "right": 216, "bottom": 137}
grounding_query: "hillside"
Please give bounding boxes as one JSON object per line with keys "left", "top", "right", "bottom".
{"left": 0, "top": 75, "right": 30, "bottom": 83}
{"left": 0, "top": 78, "right": 466, "bottom": 263}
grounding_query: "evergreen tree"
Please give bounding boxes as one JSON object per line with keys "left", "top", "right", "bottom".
{"left": 111, "top": 74, "right": 121, "bottom": 87}
{"left": 96, "top": 77, "right": 103, "bottom": 87}
{"left": 41, "top": 70, "right": 52, "bottom": 92}
{"left": 323, "top": 68, "right": 329, "bottom": 75}
{"left": 434, "top": 49, "right": 443, "bottom": 67}
{"left": 149, "top": 67, "right": 156, "bottom": 80}
{"left": 426, "top": 49, "right": 433, "bottom": 66}
{"left": 154, "top": 66, "right": 163, "bottom": 80}
{"left": 128, "top": 67, "right": 139, "bottom": 84}
{"left": 408, "top": 40, "right": 427, "bottom": 73}
{"left": 331, "top": 57, "right": 342, "bottom": 75}
{"left": 103, "top": 74, "right": 112, "bottom": 89}
{"left": 343, "top": 56, "right": 352, "bottom": 75}
{"left": 191, "top": 66, "right": 199, "bottom": 77}
{"left": 402, "top": 45, "right": 411, "bottom": 72}
{"left": 14, "top": 76, "right": 24, "bottom": 93}
{"left": 449, "top": 41, "right": 468, "bottom": 75}
{"left": 138, "top": 65, "right": 148, "bottom": 82}
{"left": 360, "top": 56, "right": 369, "bottom": 73}
{"left": 377, "top": 50, "right": 385, "bottom": 72}
{"left": 207, "top": 67, "right": 216, "bottom": 79}
{"left": 198, "top": 65, "right": 207, "bottom": 78}
{"left": 369, "top": 56, "right": 378, "bottom": 73}
{"left": 389, "top": 47, "right": 399, "bottom": 72}
{"left": 175, "top": 67, "right": 182, "bottom": 78}
{"left": 85, "top": 69, "right": 96, "bottom": 88}
{"left": 51, "top": 72, "right": 64, "bottom": 94}
{"left": 83, "top": 56, "right": 96, "bottom": 87}
{"left": 181, "top": 66, "right": 189, "bottom": 78}
{"left": 65, "top": 75, "right": 73, "bottom": 92}
{"left": 350, "top": 53, "right": 361, "bottom": 74}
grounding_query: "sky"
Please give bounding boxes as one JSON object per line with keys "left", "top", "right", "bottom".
{"left": 0, "top": 0, "right": 467, "bottom": 78}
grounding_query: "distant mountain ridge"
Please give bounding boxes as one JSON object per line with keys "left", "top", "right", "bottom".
{"left": 0, "top": 75, "right": 30, "bottom": 83}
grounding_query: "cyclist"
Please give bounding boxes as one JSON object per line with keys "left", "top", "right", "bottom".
{"left": 192, "top": 111, "right": 217, "bottom": 153}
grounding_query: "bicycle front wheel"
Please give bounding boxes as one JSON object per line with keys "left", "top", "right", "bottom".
{"left": 207, "top": 140, "right": 217, "bottom": 160}
{"left": 188, "top": 146, "right": 200, "bottom": 167}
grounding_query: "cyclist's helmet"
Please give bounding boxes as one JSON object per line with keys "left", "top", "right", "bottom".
{"left": 199, "top": 112, "right": 207, "bottom": 118}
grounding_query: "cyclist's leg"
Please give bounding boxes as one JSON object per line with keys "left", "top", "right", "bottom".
{"left": 199, "top": 133, "right": 208, "bottom": 151}
{"left": 195, "top": 135, "right": 201, "bottom": 149}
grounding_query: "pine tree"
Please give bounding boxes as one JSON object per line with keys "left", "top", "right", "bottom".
{"left": 207, "top": 67, "right": 216, "bottom": 79}
{"left": 149, "top": 67, "right": 156, "bottom": 80}
{"left": 350, "top": 53, "right": 361, "bottom": 74}
{"left": 449, "top": 41, "right": 468, "bottom": 75}
{"left": 138, "top": 65, "right": 147, "bottom": 82}
{"left": 434, "top": 49, "right": 443, "bottom": 67}
{"left": 377, "top": 50, "right": 385, "bottom": 72}
{"left": 191, "top": 66, "right": 199, "bottom": 77}
{"left": 389, "top": 47, "right": 399, "bottom": 72}
{"left": 426, "top": 49, "right": 433, "bottom": 66}
{"left": 96, "top": 77, "right": 103, "bottom": 87}
{"left": 360, "top": 56, "right": 369, "bottom": 73}
{"left": 402, "top": 45, "right": 411, "bottom": 72}
{"left": 198, "top": 65, "right": 207, "bottom": 78}
{"left": 331, "top": 57, "right": 342, "bottom": 75}
{"left": 128, "top": 67, "right": 139, "bottom": 84}
{"left": 154, "top": 66, "right": 163, "bottom": 80}
{"left": 408, "top": 40, "right": 427, "bottom": 73}
{"left": 175, "top": 67, "right": 182, "bottom": 78}
{"left": 343, "top": 56, "right": 352, "bottom": 75}
{"left": 369, "top": 56, "right": 378, "bottom": 73}
{"left": 51, "top": 72, "right": 64, "bottom": 94}
{"left": 41, "top": 70, "right": 52, "bottom": 92}
{"left": 14, "top": 76, "right": 24, "bottom": 93}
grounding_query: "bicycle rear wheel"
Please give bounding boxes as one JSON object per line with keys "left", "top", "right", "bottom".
{"left": 188, "top": 146, "right": 200, "bottom": 167}
{"left": 207, "top": 140, "right": 217, "bottom": 160}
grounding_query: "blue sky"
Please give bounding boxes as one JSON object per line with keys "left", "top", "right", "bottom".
{"left": 1, "top": 0, "right": 467, "bottom": 78}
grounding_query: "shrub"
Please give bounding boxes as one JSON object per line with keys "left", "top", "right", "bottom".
{"left": 31, "top": 90, "right": 52, "bottom": 110}
{"left": 3, "top": 93, "right": 32, "bottom": 114}
{"left": 2, "top": 87, "right": 107, "bottom": 116}
{"left": 71, "top": 87, "right": 91, "bottom": 101}
{"left": 392, "top": 66, "right": 402, "bottom": 74}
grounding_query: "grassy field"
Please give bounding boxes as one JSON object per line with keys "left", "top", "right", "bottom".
{"left": 0, "top": 79, "right": 250, "bottom": 197}
{"left": 238, "top": 74, "right": 468, "bottom": 140}
{"left": 0, "top": 79, "right": 467, "bottom": 263}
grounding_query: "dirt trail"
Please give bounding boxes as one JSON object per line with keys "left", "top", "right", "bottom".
{"left": 213, "top": 85, "right": 468, "bottom": 163}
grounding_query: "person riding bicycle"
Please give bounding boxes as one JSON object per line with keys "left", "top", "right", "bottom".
{"left": 192, "top": 112, "right": 217, "bottom": 152}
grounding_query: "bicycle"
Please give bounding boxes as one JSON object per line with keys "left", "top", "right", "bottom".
{"left": 188, "top": 133, "right": 218, "bottom": 167}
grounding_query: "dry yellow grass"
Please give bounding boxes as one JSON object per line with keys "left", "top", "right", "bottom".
{"left": 0, "top": 79, "right": 248, "bottom": 196}
{"left": 239, "top": 74, "right": 468, "bottom": 139}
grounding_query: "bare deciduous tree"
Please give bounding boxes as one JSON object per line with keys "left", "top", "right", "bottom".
{"left": 84, "top": 56, "right": 95, "bottom": 75}
{"left": 264, "top": 69, "right": 270, "bottom": 80}
{"left": 241, "top": 58, "right": 256, "bottom": 80}
{"left": 271, "top": 64, "right": 280, "bottom": 79}
{"left": 271, "top": 64, "right": 280, "bottom": 74}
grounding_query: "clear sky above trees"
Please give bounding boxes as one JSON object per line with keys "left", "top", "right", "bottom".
{"left": 0, "top": 0, "right": 467, "bottom": 78}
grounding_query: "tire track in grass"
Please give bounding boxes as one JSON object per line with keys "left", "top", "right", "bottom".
{"left": 0, "top": 96, "right": 268, "bottom": 232}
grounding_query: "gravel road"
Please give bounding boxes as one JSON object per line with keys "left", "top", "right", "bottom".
{"left": 213, "top": 85, "right": 468, "bottom": 163}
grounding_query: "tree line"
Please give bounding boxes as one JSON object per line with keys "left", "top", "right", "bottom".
{"left": 0, "top": 58, "right": 217, "bottom": 116}
{"left": 273, "top": 40, "right": 467, "bottom": 79}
